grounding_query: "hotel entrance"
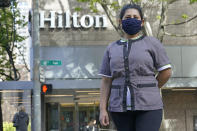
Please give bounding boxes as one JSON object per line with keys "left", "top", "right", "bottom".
{"left": 44, "top": 89, "right": 116, "bottom": 131}
{"left": 46, "top": 102, "right": 99, "bottom": 131}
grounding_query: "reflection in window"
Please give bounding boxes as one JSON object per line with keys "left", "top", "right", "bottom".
{"left": 1, "top": 90, "right": 31, "bottom": 131}
{"left": 46, "top": 89, "right": 116, "bottom": 131}
{"left": 60, "top": 106, "right": 74, "bottom": 131}
{"left": 47, "top": 103, "right": 59, "bottom": 130}
{"left": 79, "top": 104, "right": 99, "bottom": 131}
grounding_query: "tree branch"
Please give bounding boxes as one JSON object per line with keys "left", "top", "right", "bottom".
{"left": 164, "top": 13, "right": 197, "bottom": 26}
{"left": 12, "top": 4, "right": 17, "bottom": 52}
{"left": 5, "top": 47, "right": 19, "bottom": 80}
{"left": 164, "top": 31, "right": 197, "bottom": 37}
{"left": 3, "top": 8, "right": 9, "bottom": 42}
{"left": 157, "top": 1, "right": 168, "bottom": 42}
{"left": 16, "top": 70, "right": 21, "bottom": 80}
{"left": 130, "top": 0, "right": 135, "bottom": 4}
{"left": 167, "top": 0, "right": 179, "bottom": 4}
{"left": 100, "top": 1, "right": 122, "bottom": 36}
{"left": 17, "top": 47, "right": 30, "bottom": 72}
{"left": 0, "top": 72, "right": 14, "bottom": 80}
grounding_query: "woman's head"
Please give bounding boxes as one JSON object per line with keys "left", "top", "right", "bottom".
{"left": 119, "top": 4, "right": 144, "bottom": 36}
{"left": 120, "top": 4, "right": 143, "bottom": 20}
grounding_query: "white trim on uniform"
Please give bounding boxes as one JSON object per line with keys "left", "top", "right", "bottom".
{"left": 127, "top": 87, "right": 132, "bottom": 110}
{"left": 157, "top": 64, "right": 172, "bottom": 72}
{"left": 98, "top": 74, "right": 112, "bottom": 78}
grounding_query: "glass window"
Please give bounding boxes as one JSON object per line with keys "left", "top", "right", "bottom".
{"left": 45, "top": 89, "right": 116, "bottom": 131}
{"left": 194, "top": 116, "right": 197, "bottom": 131}
{"left": 78, "top": 103, "right": 99, "bottom": 131}
{"left": 47, "top": 103, "right": 59, "bottom": 131}
{"left": 1, "top": 90, "right": 31, "bottom": 131}
{"left": 60, "top": 105, "right": 74, "bottom": 131}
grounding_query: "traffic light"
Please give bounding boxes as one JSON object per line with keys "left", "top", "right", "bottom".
{"left": 41, "top": 84, "right": 52, "bottom": 94}
{"left": 0, "top": 0, "right": 11, "bottom": 7}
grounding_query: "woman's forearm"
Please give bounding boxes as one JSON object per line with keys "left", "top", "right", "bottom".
{"left": 156, "top": 68, "right": 172, "bottom": 88}
{"left": 100, "top": 77, "right": 112, "bottom": 111}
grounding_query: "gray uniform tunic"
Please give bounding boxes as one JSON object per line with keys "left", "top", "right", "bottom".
{"left": 99, "top": 36, "right": 171, "bottom": 112}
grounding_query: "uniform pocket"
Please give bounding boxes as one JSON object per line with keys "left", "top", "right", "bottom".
{"left": 109, "top": 85, "right": 121, "bottom": 108}
{"left": 136, "top": 81, "right": 162, "bottom": 106}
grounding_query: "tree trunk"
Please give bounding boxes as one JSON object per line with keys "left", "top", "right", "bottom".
{"left": 157, "top": 1, "right": 168, "bottom": 42}
{"left": 6, "top": 47, "right": 19, "bottom": 80}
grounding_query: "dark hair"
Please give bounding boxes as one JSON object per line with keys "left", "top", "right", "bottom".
{"left": 119, "top": 4, "right": 143, "bottom": 20}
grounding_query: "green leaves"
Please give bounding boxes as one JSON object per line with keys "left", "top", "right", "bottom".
{"left": 0, "top": 1, "right": 26, "bottom": 80}
{"left": 77, "top": 0, "right": 90, "bottom": 2}
{"left": 156, "top": 15, "right": 161, "bottom": 20}
{"left": 133, "top": 0, "right": 141, "bottom": 3}
{"left": 89, "top": 1, "right": 99, "bottom": 13}
{"left": 110, "top": 1, "right": 120, "bottom": 10}
{"left": 75, "top": 0, "right": 120, "bottom": 13}
{"left": 182, "top": 14, "right": 188, "bottom": 19}
{"left": 190, "top": 0, "right": 197, "bottom": 4}
{"left": 74, "top": 7, "right": 82, "bottom": 12}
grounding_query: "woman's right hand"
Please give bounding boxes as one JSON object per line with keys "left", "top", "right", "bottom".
{"left": 99, "top": 109, "right": 110, "bottom": 126}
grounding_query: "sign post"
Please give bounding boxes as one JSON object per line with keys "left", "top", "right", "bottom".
{"left": 32, "top": 0, "right": 41, "bottom": 130}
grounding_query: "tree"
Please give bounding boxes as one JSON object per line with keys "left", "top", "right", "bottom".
{"left": 0, "top": 1, "right": 28, "bottom": 81}
{"left": 190, "top": 0, "right": 197, "bottom": 3}
{"left": 75, "top": 0, "right": 197, "bottom": 42}
{"left": 0, "top": 1, "right": 29, "bottom": 130}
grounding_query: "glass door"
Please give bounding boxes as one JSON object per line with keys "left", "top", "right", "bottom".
{"left": 59, "top": 102, "right": 100, "bottom": 131}
{"left": 60, "top": 105, "right": 74, "bottom": 131}
{"left": 46, "top": 103, "right": 59, "bottom": 131}
{"left": 45, "top": 89, "right": 116, "bottom": 131}
{"left": 78, "top": 105, "right": 100, "bottom": 131}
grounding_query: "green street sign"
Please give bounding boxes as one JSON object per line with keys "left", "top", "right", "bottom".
{"left": 41, "top": 60, "right": 62, "bottom": 66}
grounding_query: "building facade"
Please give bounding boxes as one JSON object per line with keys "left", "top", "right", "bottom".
{"left": 1, "top": 0, "right": 197, "bottom": 131}
{"left": 38, "top": 0, "right": 197, "bottom": 131}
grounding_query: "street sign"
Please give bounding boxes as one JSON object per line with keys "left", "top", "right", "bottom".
{"left": 41, "top": 60, "right": 62, "bottom": 66}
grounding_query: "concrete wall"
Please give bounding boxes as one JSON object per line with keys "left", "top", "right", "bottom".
{"left": 161, "top": 90, "right": 197, "bottom": 131}
{"left": 163, "top": 0, "right": 197, "bottom": 45}
{"left": 40, "top": 30, "right": 118, "bottom": 46}
{"left": 39, "top": 0, "right": 118, "bottom": 46}
{"left": 38, "top": 0, "right": 197, "bottom": 46}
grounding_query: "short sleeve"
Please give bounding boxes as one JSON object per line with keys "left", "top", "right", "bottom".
{"left": 150, "top": 37, "right": 171, "bottom": 71}
{"left": 98, "top": 47, "right": 112, "bottom": 77}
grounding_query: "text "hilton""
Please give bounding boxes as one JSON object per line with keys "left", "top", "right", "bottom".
{"left": 40, "top": 11, "right": 108, "bottom": 29}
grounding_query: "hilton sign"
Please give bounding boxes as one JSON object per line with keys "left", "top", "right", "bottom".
{"left": 40, "top": 11, "right": 108, "bottom": 29}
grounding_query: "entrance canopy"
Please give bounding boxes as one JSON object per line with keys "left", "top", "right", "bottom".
{"left": 0, "top": 81, "right": 33, "bottom": 90}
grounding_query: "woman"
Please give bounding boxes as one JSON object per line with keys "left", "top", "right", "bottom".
{"left": 99, "top": 4, "right": 172, "bottom": 131}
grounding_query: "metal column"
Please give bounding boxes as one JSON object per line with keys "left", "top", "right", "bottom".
{"left": 32, "top": 0, "right": 41, "bottom": 130}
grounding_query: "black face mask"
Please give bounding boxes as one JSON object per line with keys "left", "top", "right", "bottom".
{"left": 122, "top": 18, "right": 142, "bottom": 35}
